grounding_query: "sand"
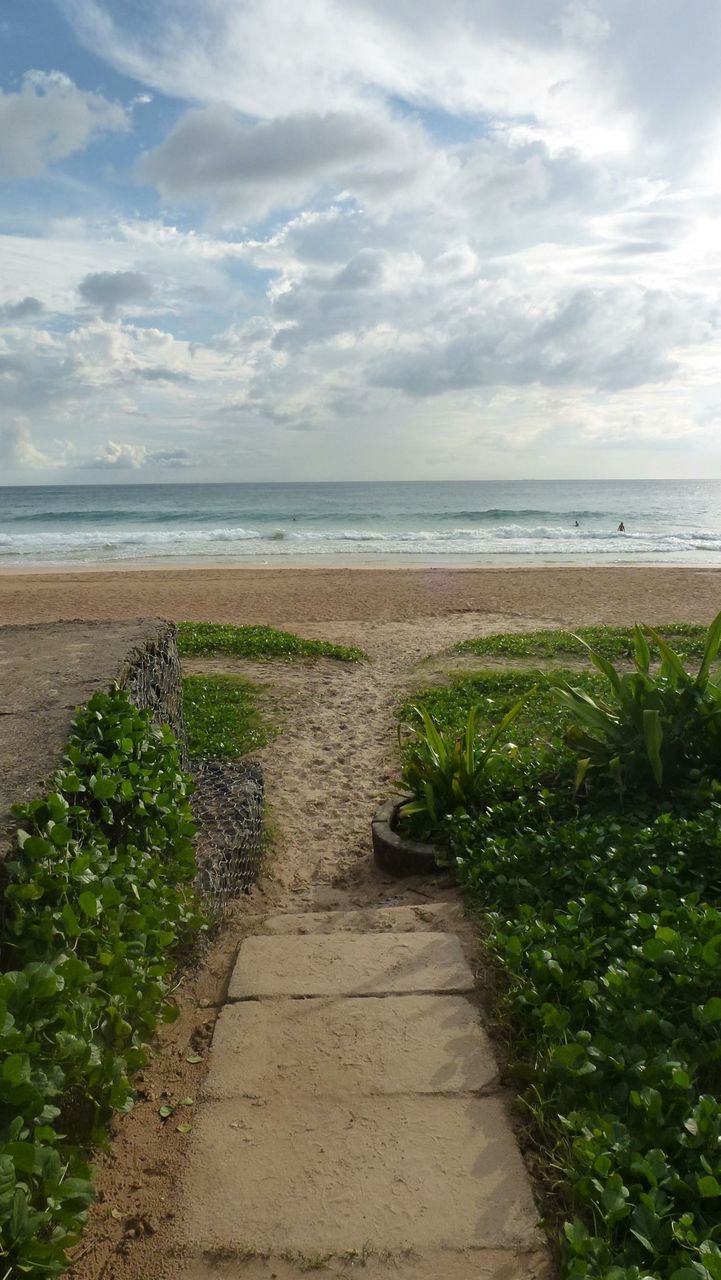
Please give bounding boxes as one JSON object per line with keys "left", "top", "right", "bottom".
{"left": 0, "top": 562, "right": 720, "bottom": 627}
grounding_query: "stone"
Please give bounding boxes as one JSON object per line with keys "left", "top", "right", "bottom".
{"left": 205, "top": 995, "right": 499, "bottom": 1098}
{"left": 261, "top": 902, "right": 464, "bottom": 934}
{"left": 180, "top": 1095, "right": 542, "bottom": 1255}
{"left": 228, "top": 931, "right": 474, "bottom": 1000}
{"left": 183, "top": 1249, "right": 553, "bottom": 1279}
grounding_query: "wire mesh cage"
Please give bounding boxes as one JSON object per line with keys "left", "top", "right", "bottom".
{"left": 120, "top": 624, "right": 265, "bottom": 912}
{"left": 191, "top": 759, "right": 265, "bottom": 912}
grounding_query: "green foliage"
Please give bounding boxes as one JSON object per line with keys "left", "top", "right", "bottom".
{"left": 454, "top": 623, "right": 708, "bottom": 664}
{"left": 0, "top": 687, "right": 204, "bottom": 1277}
{"left": 398, "top": 697, "right": 527, "bottom": 827}
{"left": 405, "top": 620, "right": 721, "bottom": 1277}
{"left": 177, "top": 622, "right": 366, "bottom": 663}
{"left": 400, "top": 668, "right": 604, "bottom": 756}
{"left": 183, "top": 673, "right": 273, "bottom": 758}
{"left": 451, "top": 798, "right": 721, "bottom": 1280}
{"left": 554, "top": 613, "right": 721, "bottom": 796}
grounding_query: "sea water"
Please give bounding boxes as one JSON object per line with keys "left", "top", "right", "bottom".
{"left": 0, "top": 480, "right": 720, "bottom": 567}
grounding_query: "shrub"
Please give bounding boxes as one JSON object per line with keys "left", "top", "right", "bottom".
{"left": 0, "top": 687, "right": 203, "bottom": 1277}
{"left": 398, "top": 698, "right": 526, "bottom": 828}
{"left": 554, "top": 612, "right": 721, "bottom": 796}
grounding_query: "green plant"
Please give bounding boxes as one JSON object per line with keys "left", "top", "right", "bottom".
{"left": 398, "top": 698, "right": 527, "bottom": 827}
{"left": 554, "top": 611, "right": 721, "bottom": 795}
{"left": 0, "top": 687, "right": 204, "bottom": 1277}
{"left": 183, "top": 673, "right": 274, "bottom": 758}
{"left": 451, "top": 796, "right": 721, "bottom": 1280}
{"left": 177, "top": 622, "right": 366, "bottom": 663}
{"left": 454, "top": 623, "right": 709, "bottom": 664}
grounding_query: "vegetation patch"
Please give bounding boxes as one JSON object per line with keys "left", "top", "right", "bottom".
{"left": 178, "top": 622, "right": 366, "bottom": 663}
{"left": 454, "top": 622, "right": 708, "bottom": 664}
{"left": 401, "top": 618, "right": 721, "bottom": 1279}
{"left": 400, "top": 668, "right": 603, "bottom": 756}
{"left": 183, "top": 673, "right": 274, "bottom": 759}
{"left": 0, "top": 687, "right": 203, "bottom": 1278}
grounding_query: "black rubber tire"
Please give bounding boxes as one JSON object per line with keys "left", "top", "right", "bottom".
{"left": 371, "top": 797, "right": 441, "bottom": 876}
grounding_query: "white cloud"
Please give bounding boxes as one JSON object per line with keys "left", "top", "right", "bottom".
{"left": 91, "top": 439, "right": 191, "bottom": 468}
{"left": 0, "top": 70, "right": 127, "bottom": 177}
{"left": 0, "top": 418, "right": 52, "bottom": 468}
{"left": 2, "top": 1, "right": 721, "bottom": 478}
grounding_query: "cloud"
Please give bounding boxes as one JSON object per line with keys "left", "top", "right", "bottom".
{"left": 91, "top": 440, "right": 191, "bottom": 468}
{"left": 0, "top": 70, "right": 127, "bottom": 177}
{"left": 0, "top": 419, "right": 51, "bottom": 468}
{"left": 0, "top": 297, "right": 45, "bottom": 321}
{"left": 370, "top": 284, "right": 716, "bottom": 395}
{"left": 3, "top": 2, "right": 721, "bottom": 479}
{"left": 78, "top": 270, "right": 154, "bottom": 317}
{"left": 137, "top": 106, "right": 427, "bottom": 221}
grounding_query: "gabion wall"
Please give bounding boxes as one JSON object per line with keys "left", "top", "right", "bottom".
{"left": 119, "top": 624, "right": 187, "bottom": 762}
{"left": 120, "top": 623, "right": 264, "bottom": 911}
{"left": 191, "top": 759, "right": 264, "bottom": 911}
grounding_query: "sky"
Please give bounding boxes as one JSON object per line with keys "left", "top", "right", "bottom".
{"left": 2, "top": 2, "right": 721, "bottom": 483}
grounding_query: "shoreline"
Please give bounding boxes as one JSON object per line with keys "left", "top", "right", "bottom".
{"left": 1, "top": 562, "right": 719, "bottom": 628}
{"left": 1, "top": 550, "right": 720, "bottom": 575}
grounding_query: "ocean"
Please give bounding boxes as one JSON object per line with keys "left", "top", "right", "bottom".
{"left": 0, "top": 480, "right": 720, "bottom": 568}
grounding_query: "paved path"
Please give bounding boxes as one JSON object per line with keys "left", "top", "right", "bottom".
{"left": 181, "top": 903, "right": 550, "bottom": 1279}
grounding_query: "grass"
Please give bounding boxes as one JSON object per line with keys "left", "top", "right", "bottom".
{"left": 400, "top": 667, "right": 603, "bottom": 755}
{"left": 454, "top": 622, "right": 708, "bottom": 663}
{"left": 178, "top": 622, "right": 366, "bottom": 663}
{"left": 183, "top": 673, "right": 274, "bottom": 758}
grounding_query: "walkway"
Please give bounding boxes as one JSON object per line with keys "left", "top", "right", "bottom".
{"left": 71, "top": 613, "right": 556, "bottom": 1279}
{"left": 181, "top": 898, "right": 549, "bottom": 1278}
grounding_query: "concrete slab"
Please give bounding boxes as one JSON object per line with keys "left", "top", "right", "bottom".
{"left": 205, "top": 995, "right": 498, "bottom": 1099}
{"left": 184, "top": 1248, "right": 553, "bottom": 1279}
{"left": 261, "top": 903, "right": 464, "bottom": 935}
{"left": 228, "top": 932, "right": 474, "bottom": 1000}
{"left": 181, "top": 1095, "right": 542, "bottom": 1254}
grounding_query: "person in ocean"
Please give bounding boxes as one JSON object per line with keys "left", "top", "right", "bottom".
{"left": 574, "top": 520, "right": 579, "bottom": 527}
{"left": 618, "top": 521, "right": 625, "bottom": 532}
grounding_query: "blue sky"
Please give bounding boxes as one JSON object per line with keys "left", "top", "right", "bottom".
{"left": 3, "top": 1, "right": 721, "bottom": 481}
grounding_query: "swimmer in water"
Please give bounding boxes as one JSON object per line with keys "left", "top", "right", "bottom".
{"left": 574, "top": 520, "right": 579, "bottom": 527}
{"left": 618, "top": 521, "right": 625, "bottom": 533}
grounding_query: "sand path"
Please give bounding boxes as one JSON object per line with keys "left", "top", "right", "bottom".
{"left": 184, "top": 611, "right": 547, "bottom": 906}
{"left": 173, "top": 612, "right": 552, "bottom": 1279}
{"left": 71, "top": 610, "right": 559, "bottom": 1280}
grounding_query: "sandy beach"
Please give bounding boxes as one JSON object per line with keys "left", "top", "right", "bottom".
{"left": 1, "top": 562, "right": 720, "bottom": 629}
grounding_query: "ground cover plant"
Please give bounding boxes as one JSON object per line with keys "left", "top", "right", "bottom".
{"left": 454, "top": 623, "right": 708, "bottom": 664}
{"left": 402, "top": 616, "right": 721, "bottom": 1280}
{"left": 0, "top": 687, "right": 203, "bottom": 1278}
{"left": 183, "top": 673, "right": 274, "bottom": 759}
{"left": 178, "top": 622, "right": 366, "bottom": 663}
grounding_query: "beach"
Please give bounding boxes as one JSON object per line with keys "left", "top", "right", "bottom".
{"left": 0, "top": 562, "right": 720, "bottom": 629}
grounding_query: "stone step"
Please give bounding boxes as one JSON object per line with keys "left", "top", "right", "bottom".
{"left": 205, "top": 994, "right": 498, "bottom": 1099}
{"left": 184, "top": 1247, "right": 552, "bottom": 1279}
{"left": 180, "top": 1095, "right": 542, "bottom": 1256}
{"left": 261, "top": 902, "right": 463, "bottom": 935}
{"left": 228, "top": 931, "right": 474, "bottom": 1000}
